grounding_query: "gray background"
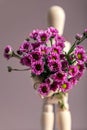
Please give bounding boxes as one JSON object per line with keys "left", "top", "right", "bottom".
{"left": 0, "top": 0, "right": 87, "bottom": 130}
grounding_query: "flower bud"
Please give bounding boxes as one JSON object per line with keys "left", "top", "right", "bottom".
{"left": 83, "top": 29, "right": 87, "bottom": 37}
{"left": 4, "top": 45, "right": 13, "bottom": 59}
{"left": 75, "top": 33, "right": 82, "bottom": 40}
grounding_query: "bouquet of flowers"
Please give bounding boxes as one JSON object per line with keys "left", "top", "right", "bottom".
{"left": 4, "top": 27, "right": 87, "bottom": 108}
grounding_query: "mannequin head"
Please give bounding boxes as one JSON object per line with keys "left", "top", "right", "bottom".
{"left": 48, "top": 6, "right": 65, "bottom": 35}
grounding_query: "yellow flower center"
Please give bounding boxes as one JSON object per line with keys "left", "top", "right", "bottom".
{"left": 41, "top": 50, "right": 46, "bottom": 54}
{"left": 41, "top": 36, "right": 46, "bottom": 41}
{"left": 54, "top": 49, "right": 58, "bottom": 53}
{"left": 77, "top": 53, "right": 82, "bottom": 60}
{"left": 62, "top": 83, "right": 67, "bottom": 89}
{"left": 69, "top": 68, "right": 73, "bottom": 73}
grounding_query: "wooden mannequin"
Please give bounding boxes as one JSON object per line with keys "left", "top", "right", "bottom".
{"left": 41, "top": 6, "right": 71, "bottom": 130}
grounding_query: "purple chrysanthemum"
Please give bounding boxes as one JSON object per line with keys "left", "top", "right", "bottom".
{"left": 68, "top": 76, "right": 78, "bottom": 85}
{"left": 39, "top": 45, "right": 49, "bottom": 55}
{"left": 47, "top": 26, "right": 58, "bottom": 38}
{"left": 75, "top": 72, "right": 83, "bottom": 81}
{"left": 19, "top": 41, "right": 32, "bottom": 53}
{"left": 55, "top": 38, "right": 65, "bottom": 50}
{"left": 60, "top": 54, "right": 65, "bottom": 60}
{"left": 48, "top": 60, "right": 61, "bottom": 72}
{"left": 75, "top": 45, "right": 87, "bottom": 62}
{"left": 55, "top": 71, "right": 67, "bottom": 81}
{"left": 47, "top": 52, "right": 60, "bottom": 61}
{"left": 59, "top": 80, "right": 72, "bottom": 92}
{"left": 31, "top": 42, "right": 41, "bottom": 50}
{"left": 77, "top": 62, "right": 85, "bottom": 73}
{"left": 50, "top": 80, "right": 59, "bottom": 91}
{"left": 57, "top": 42, "right": 65, "bottom": 50}
{"left": 29, "top": 29, "right": 40, "bottom": 40}
{"left": 51, "top": 45, "right": 62, "bottom": 54}
{"left": 37, "top": 30, "right": 50, "bottom": 43}
{"left": 38, "top": 83, "right": 50, "bottom": 96}
{"left": 4, "top": 45, "right": 13, "bottom": 59}
{"left": 20, "top": 54, "right": 32, "bottom": 66}
{"left": 55, "top": 35, "right": 65, "bottom": 43}
{"left": 61, "top": 60, "right": 69, "bottom": 71}
{"left": 31, "top": 51, "right": 42, "bottom": 61}
{"left": 32, "top": 61, "right": 44, "bottom": 75}
{"left": 68, "top": 65, "right": 79, "bottom": 77}
{"left": 45, "top": 77, "right": 53, "bottom": 84}
{"left": 75, "top": 45, "right": 84, "bottom": 50}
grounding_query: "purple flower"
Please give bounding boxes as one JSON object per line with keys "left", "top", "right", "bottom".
{"left": 61, "top": 60, "right": 69, "bottom": 71}
{"left": 75, "top": 45, "right": 84, "bottom": 49}
{"left": 45, "top": 77, "right": 53, "bottom": 84}
{"left": 77, "top": 62, "right": 85, "bottom": 73}
{"left": 50, "top": 80, "right": 59, "bottom": 91}
{"left": 75, "top": 72, "right": 83, "bottom": 80}
{"left": 38, "top": 83, "right": 50, "bottom": 96}
{"left": 29, "top": 29, "right": 39, "bottom": 40}
{"left": 59, "top": 80, "right": 72, "bottom": 92}
{"left": 47, "top": 27, "right": 58, "bottom": 38}
{"left": 51, "top": 45, "right": 62, "bottom": 54}
{"left": 19, "top": 41, "right": 32, "bottom": 53}
{"left": 37, "top": 30, "right": 49, "bottom": 43}
{"left": 4, "top": 45, "right": 13, "bottom": 59}
{"left": 39, "top": 45, "right": 49, "bottom": 55}
{"left": 83, "top": 29, "right": 87, "bottom": 36}
{"left": 57, "top": 42, "right": 65, "bottom": 50}
{"left": 55, "top": 36, "right": 65, "bottom": 50}
{"left": 75, "top": 33, "right": 82, "bottom": 40}
{"left": 47, "top": 52, "right": 60, "bottom": 61}
{"left": 32, "top": 61, "right": 44, "bottom": 75}
{"left": 68, "top": 76, "right": 78, "bottom": 85}
{"left": 74, "top": 62, "right": 85, "bottom": 81}
{"left": 60, "top": 54, "right": 65, "bottom": 60}
{"left": 75, "top": 45, "right": 87, "bottom": 62}
{"left": 20, "top": 54, "right": 32, "bottom": 66}
{"left": 55, "top": 71, "right": 67, "bottom": 81}
{"left": 68, "top": 65, "right": 78, "bottom": 77}
{"left": 31, "top": 51, "right": 42, "bottom": 61}
{"left": 48, "top": 60, "right": 61, "bottom": 72}
{"left": 55, "top": 35, "right": 65, "bottom": 43}
{"left": 31, "top": 42, "right": 41, "bottom": 50}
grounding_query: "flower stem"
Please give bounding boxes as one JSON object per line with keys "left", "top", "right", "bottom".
{"left": 12, "top": 52, "right": 21, "bottom": 59}
{"left": 67, "top": 34, "right": 87, "bottom": 55}
{"left": 12, "top": 68, "right": 30, "bottom": 71}
{"left": 7, "top": 66, "right": 30, "bottom": 72}
{"left": 50, "top": 38, "right": 53, "bottom": 46}
{"left": 76, "top": 34, "right": 87, "bottom": 45}
{"left": 67, "top": 40, "right": 77, "bottom": 55}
